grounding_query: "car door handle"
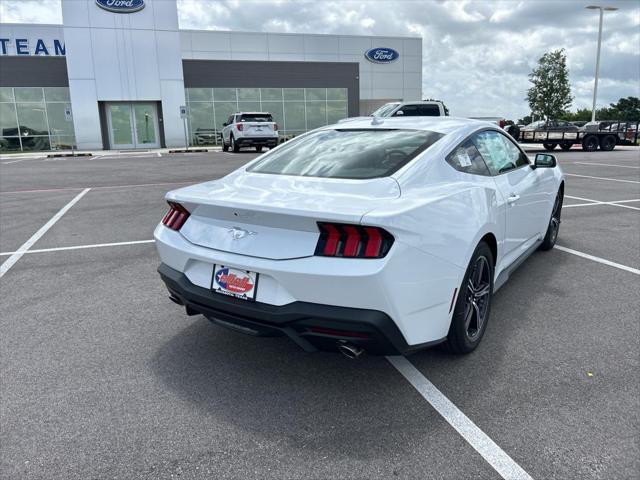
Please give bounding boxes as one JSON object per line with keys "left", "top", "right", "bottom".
{"left": 507, "top": 194, "right": 520, "bottom": 204}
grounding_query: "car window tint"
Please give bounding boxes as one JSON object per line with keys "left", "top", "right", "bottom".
{"left": 248, "top": 128, "right": 445, "bottom": 179}
{"left": 418, "top": 105, "right": 440, "bottom": 116}
{"left": 471, "top": 130, "right": 528, "bottom": 174}
{"left": 446, "top": 141, "right": 491, "bottom": 176}
{"left": 240, "top": 114, "right": 273, "bottom": 122}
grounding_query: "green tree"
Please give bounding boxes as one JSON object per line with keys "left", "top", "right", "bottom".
{"left": 526, "top": 49, "right": 573, "bottom": 120}
{"left": 559, "top": 97, "right": 640, "bottom": 122}
{"left": 607, "top": 96, "right": 640, "bottom": 121}
{"left": 560, "top": 108, "right": 592, "bottom": 122}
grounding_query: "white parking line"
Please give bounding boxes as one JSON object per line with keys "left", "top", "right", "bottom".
{"left": 2, "top": 156, "right": 45, "bottom": 165}
{"left": 555, "top": 246, "right": 640, "bottom": 275}
{"left": 0, "top": 180, "right": 197, "bottom": 195}
{"left": 564, "top": 195, "right": 640, "bottom": 211}
{"left": 564, "top": 173, "right": 640, "bottom": 184}
{"left": 573, "top": 162, "right": 639, "bottom": 169}
{"left": 0, "top": 188, "right": 91, "bottom": 278}
{"left": 387, "top": 356, "right": 533, "bottom": 480}
{"left": 0, "top": 239, "right": 154, "bottom": 257}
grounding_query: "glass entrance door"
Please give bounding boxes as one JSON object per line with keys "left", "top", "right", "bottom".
{"left": 107, "top": 103, "right": 160, "bottom": 149}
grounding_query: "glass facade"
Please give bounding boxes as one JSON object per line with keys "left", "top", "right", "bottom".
{"left": 0, "top": 87, "right": 76, "bottom": 152}
{"left": 185, "top": 87, "right": 348, "bottom": 146}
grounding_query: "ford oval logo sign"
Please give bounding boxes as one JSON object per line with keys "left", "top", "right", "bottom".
{"left": 95, "top": 0, "right": 145, "bottom": 13}
{"left": 364, "top": 47, "right": 400, "bottom": 64}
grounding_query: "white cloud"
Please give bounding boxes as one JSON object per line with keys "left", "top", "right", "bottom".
{"left": 1, "top": 0, "right": 638, "bottom": 120}
{"left": 360, "top": 17, "right": 375, "bottom": 29}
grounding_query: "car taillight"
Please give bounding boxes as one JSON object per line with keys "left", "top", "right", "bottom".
{"left": 162, "top": 201, "right": 190, "bottom": 231}
{"left": 315, "top": 222, "right": 394, "bottom": 258}
{"left": 499, "top": 119, "right": 506, "bottom": 129}
{"left": 237, "top": 123, "right": 243, "bottom": 131}
{"left": 274, "top": 123, "right": 278, "bottom": 131}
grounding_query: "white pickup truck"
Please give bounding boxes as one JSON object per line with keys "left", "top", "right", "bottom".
{"left": 370, "top": 100, "right": 447, "bottom": 117}
{"left": 366, "top": 100, "right": 515, "bottom": 136}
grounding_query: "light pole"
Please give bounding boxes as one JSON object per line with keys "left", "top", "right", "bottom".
{"left": 586, "top": 5, "right": 618, "bottom": 123}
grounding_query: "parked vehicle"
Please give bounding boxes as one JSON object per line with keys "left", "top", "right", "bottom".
{"left": 520, "top": 119, "right": 579, "bottom": 151}
{"left": 155, "top": 116, "right": 564, "bottom": 358}
{"left": 519, "top": 119, "right": 638, "bottom": 151}
{"left": 367, "top": 101, "right": 511, "bottom": 134}
{"left": 606, "top": 122, "right": 638, "bottom": 143}
{"left": 193, "top": 128, "right": 219, "bottom": 146}
{"left": 221, "top": 112, "right": 279, "bottom": 152}
{"left": 370, "top": 100, "right": 446, "bottom": 117}
{"left": 1, "top": 126, "right": 50, "bottom": 151}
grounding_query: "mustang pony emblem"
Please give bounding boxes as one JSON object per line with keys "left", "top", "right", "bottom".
{"left": 227, "top": 227, "right": 257, "bottom": 240}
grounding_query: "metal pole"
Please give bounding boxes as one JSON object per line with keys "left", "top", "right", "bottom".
{"left": 183, "top": 117, "right": 188, "bottom": 151}
{"left": 591, "top": 8, "right": 603, "bottom": 123}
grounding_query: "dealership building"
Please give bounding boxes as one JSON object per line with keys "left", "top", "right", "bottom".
{"left": 0, "top": 0, "right": 422, "bottom": 151}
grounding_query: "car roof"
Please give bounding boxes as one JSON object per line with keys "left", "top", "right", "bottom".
{"left": 236, "top": 112, "right": 272, "bottom": 115}
{"left": 326, "top": 116, "right": 494, "bottom": 135}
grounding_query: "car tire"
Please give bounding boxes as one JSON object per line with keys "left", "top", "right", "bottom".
{"left": 599, "top": 134, "right": 616, "bottom": 151}
{"left": 539, "top": 188, "right": 563, "bottom": 251}
{"left": 560, "top": 141, "right": 573, "bottom": 151}
{"left": 543, "top": 142, "right": 557, "bottom": 151}
{"left": 582, "top": 134, "right": 599, "bottom": 152}
{"left": 222, "top": 139, "right": 229, "bottom": 152}
{"left": 256, "top": 146, "right": 263, "bottom": 152}
{"left": 231, "top": 136, "right": 240, "bottom": 153}
{"left": 446, "top": 242, "right": 494, "bottom": 354}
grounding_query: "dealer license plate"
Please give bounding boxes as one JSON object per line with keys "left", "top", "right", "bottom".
{"left": 212, "top": 265, "right": 258, "bottom": 301}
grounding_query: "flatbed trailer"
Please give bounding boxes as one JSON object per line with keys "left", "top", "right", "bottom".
{"left": 517, "top": 121, "right": 639, "bottom": 152}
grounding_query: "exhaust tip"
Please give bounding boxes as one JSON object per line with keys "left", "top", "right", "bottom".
{"left": 337, "top": 341, "right": 364, "bottom": 359}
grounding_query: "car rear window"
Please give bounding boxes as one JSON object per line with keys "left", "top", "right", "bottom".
{"left": 240, "top": 114, "right": 273, "bottom": 122}
{"left": 247, "top": 129, "right": 445, "bottom": 179}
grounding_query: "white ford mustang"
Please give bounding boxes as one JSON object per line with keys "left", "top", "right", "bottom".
{"left": 155, "top": 117, "right": 564, "bottom": 358}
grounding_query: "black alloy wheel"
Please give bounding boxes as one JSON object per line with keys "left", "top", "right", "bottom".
{"left": 539, "top": 189, "right": 563, "bottom": 251}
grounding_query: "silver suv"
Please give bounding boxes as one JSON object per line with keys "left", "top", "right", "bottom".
{"left": 221, "top": 112, "right": 279, "bottom": 152}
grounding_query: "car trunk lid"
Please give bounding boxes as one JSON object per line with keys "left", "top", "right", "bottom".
{"left": 168, "top": 172, "right": 400, "bottom": 260}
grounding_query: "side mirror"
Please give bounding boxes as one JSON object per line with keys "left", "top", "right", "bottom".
{"left": 222, "top": 122, "right": 228, "bottom": 127}
{"left": 394, "top": 110, "right": 404, "bottom": 116}
{"left": 534, "top": 153, "right": 556, "bottom": 168}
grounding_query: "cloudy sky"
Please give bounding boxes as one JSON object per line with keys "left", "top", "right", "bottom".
{"left": 1, "top": 0, "right": 638, "bottom": 120}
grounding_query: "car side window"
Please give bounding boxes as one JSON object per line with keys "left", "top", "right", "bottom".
{"left": 499, "top": 133, "right": 530, "bottom": 168}
{"left": 446, "top": 140, "right": 491, "bottom": 176}
{"left": 227, "top": 115, "right": 234, "bottom": 125}
{"left": 471, "top": 130, "right": 529, "bottom": 175}
{"left": 418, "top": 105, "right": 440, "bottom": 116}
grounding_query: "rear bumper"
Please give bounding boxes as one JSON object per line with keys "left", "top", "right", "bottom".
{"left": 158, "top": 263, "right": 438, "bottom": 355}
{"left": 236, "top": 136, "right": 278, "bottom": 147}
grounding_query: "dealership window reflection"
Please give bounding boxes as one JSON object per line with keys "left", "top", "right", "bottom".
{"left": 185, "top": 87, "right": 348, "bottom": 146}
{"left": 0, "top": 86, "right": 75, "bottom": 151}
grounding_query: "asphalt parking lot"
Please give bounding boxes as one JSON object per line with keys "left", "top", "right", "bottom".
{"left": 1, "top": 146, "right": 638, "bottom": 480}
